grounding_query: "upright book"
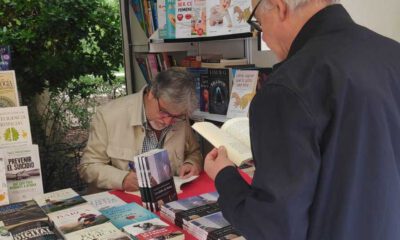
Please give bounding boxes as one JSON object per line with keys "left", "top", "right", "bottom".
{"left": 208, "top": 68, "right": 232, "bottom": 115}
{"left": 2, "top": 144, "right": 44, "bottom": 203}
{"left": 226, "top": 69, "right": 258, "bottom": 118}
{"left": 0, "top": 106, "right": 32, "bottom": 148}
{"left": 0, "top": 70, "right": 19, "bottom": 107}
{"left": 192, "top": 117, "right": 251, "bottom": 166}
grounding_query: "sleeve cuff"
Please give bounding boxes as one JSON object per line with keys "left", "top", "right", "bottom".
{"left": 215, "top": 166, "right": 250, "bottom": 197}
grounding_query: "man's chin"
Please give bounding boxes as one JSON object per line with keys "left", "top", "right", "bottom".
{"left": 149, "top": 121, "right": 167, "bottom": 130}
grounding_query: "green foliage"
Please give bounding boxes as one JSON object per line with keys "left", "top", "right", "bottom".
{"left": 0, "top": 0, "right": 123, "bottom": 102}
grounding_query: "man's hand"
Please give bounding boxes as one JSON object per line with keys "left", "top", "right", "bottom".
{"left": 122, "top": 171, "right": 139, "bottom": 191}
{"left": 179, "top": 162, "right": 201, "bottom": 179}
{"left": 204, "top": 146, "right": 235, "bottom": 181}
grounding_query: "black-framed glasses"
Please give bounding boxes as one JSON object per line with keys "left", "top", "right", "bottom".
{"left": 156, "top": 97, "right": 186, "bottom": 122}
{"left": 247, "top": 0, "right": 263, "bottom": 32}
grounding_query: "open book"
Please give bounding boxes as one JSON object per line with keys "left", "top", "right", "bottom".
{"left": 192, "top": 117, "right": 252, "bottom": 166}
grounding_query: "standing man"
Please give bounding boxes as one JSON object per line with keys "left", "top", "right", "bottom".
{"left": 205, "top": 0, "right": 400, "bottom": 239}
{"left": 79, "top": 68, "right": 202, "bottom": 193}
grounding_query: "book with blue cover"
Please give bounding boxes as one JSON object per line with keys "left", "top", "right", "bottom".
{"left": 100, "top": 202, "right": 157, "bottom": 229}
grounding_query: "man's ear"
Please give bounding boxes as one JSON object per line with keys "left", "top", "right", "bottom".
{"left": 275, "top": 0, "right": 289, "bottom": 21}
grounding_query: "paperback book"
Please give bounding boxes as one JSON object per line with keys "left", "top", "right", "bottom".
{"left": 0, "top": 200, "right": 48, "bottom": 229}
{"left": 64, "top": 222, "right": 130, "bottom": 240}
{"left": 192, "top": 117, "right": 251, "bottom": 166}
{"left": 0, "top": 154, "right": 9, "bottom": 206}
{"left": 48, "top": 203, "right": 109, "bottom": 236}
{"left": 34, "top": 188, "right": 87, "bottom": 214}
{"left": 0, "top": 70, "right": 19, "bottom": 107}
{"left": 2, "top": 144, "right": 44, "bottom": 203}
{"left": 0, "top": 106, "right": 32, "bottom": 148}
{"left": 82, "top": 191, "right": 126, "bottom": 211}
{"left": 7, "top": 220, "right": 63, "bottom": 240}
{"left": 100, "top": 202, "right": 157, "bottom": 229}
{"left": 208, "top": 68, "right": 231, "bottom": 115}
{"left": 123, "top": 218, "right": 184, "bottom": 240}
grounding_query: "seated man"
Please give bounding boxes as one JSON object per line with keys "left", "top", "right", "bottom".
{"left": 78, "top": 68, "right": 202, "bottom": 193}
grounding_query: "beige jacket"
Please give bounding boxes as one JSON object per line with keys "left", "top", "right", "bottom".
{"left": 78, "top": 87, "right": 202, "bottom": 193}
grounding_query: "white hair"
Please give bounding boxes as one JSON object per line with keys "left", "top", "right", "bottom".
{"left": 261, "top": 0, "right": 340, "bottom": 11}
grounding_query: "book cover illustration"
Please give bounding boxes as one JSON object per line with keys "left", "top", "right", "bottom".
{"left": 208, "top": 68, "right": 231, "bottom": 115}
{"left": 0, "top": 106, "right": 32, "bottom": 149}
{"left": 0, "top": 226, "right": 12, "bottom": 240}
{"left": 0, "top": 200, "right": 47, "bottom": 228}
{"left": 123, "top": 218, "right": 184, "bottom": 240}
{"left": 165, "top": 0, "right": 176, "bottom": 39}
{"left": 100, "top": 202, "right": 157, "bottom": 229}
{"left": 64, "top": 222, "right": 130, "bottom": 240}
{"left": 206, "top": 0, "right": 251, "bottom": 37}
{"left": 0, "top": 154, "right": 9, "bottom": 206}
{"left": 175, "top": 0, "right": 193, "bottom": 39}
{"left": 226, "top": 70, "right": 258, "bottom": 118}
{"left": 0, "top": 46, "right": 11, "bottom": 71}
{"left": 34, "top": 188, "right": 86, "bottom": 214}
{"left": 48, "top": 204, "right": 109, "bottom": 235}
{"left": 83, "top": 192, "right": 126, "bottom": 211}
{"left": 8, "top": 220, "right": 62, "bottom": 240}
{"left": 191, "top": 0, "right": 207, "bottom": 36}
{"left": 187, "top": 68, "right": 208, "bottom": 111}
{"left": 0, "top": 70, "right": 19, "bottom": 107}
{"left": 2, "top": 144, "right": 44, "bottom": 203}
{"left": 142, "top": 149, "right": 178, "bottom": 211}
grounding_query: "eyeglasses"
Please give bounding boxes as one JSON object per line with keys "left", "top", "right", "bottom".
{"left": 156, "top": 97, "right": 186, "bottom": 122}
{"left": 247, "top": 0, "right": 263, "bottom": 32}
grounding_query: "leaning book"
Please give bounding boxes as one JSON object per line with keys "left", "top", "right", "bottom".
{"left": 0, "top": 70, "right": 19, "bottom": 107}
{"left": 192, "top": 117, "right": 251, "bottom": 166}
{"left": 0, "top": 106, "right": 32, "bottom": 149}
{"left": 1, "top": 144, "right": 44, "bottom": 203}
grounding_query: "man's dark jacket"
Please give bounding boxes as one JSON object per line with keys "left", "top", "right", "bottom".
{"left": 215, "top": 4, "right": 400, "bottom": 240}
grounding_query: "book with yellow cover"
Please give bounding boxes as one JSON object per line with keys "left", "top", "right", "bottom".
{"left": 0, "top": 70, "right": 19, "bottom": 107}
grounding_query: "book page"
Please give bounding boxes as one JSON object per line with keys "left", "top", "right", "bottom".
{"left": 192, "top": 122, "right": 252, "bottom": 166}
{"left": 221, "top": 117, "right": 250, "bottom": 148}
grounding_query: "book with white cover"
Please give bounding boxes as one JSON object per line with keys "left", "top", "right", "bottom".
{"left": 0, "top": 106, "right": 32, "bottom": 149}
{"left": 48, "top": 203, "right": 109, "bottom": 236}
{"left": 123, "top": 218, "right": 184, "bottom": 240}
{"left": 82, "top": 191, "right": 126, "bottom": 211}
{"left": 0, "top": 153, "right": 9, "bottom": 206}
{"left": 0, "top": 70, "right": 19, "bottom": 107}
{"left": 2, "top": 144, "right": 43, "bottom": 203}
{"left": 192, "top": 117, "right": 251, "bottom": 166}
{"left": 34, "top": 188, "right": 86, "bottom": 214}
{"left": 226, "top": 70, "right": 258, "bottom": 118}
{"left": 64, "top": 222, "right": 130, "bottom": 240}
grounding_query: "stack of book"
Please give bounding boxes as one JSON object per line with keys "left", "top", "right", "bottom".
{"left": 0, "top": 200, "right": 62, "bottom": 239}
{"left": 130, "top": 148, "right": 178, "bottom": 212}
{"left": 161, "top": 192, "right": 245, "bottom": 239}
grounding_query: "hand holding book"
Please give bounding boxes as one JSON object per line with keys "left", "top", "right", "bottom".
{"left": 204, "top": 146, "right": 236, "bottom": 181}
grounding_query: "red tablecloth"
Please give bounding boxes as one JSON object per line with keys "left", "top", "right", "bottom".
{"left": 110, "top": 171, "right": 251, "bottom": 240}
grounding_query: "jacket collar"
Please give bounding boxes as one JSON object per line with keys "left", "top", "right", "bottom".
{"left": 129, "top": 85, "right": 148, "bottom": 127}
{"left": 273, "top": 4, "right": 353, "bottom": 70}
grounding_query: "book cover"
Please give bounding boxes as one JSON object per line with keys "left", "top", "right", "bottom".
{"left": 157, "top": 0, "right": 167, "bottom": 39}
{"left": 0, "top": 226, "right": 12, "bottom": 240}
{"left": 2, "top": 144, "right": 44, "bottom": 203}
{"left": 135, "top": 56, "right": 151, "bottom": 84}
{"left": 8, "top": 220, "right": 63, "bottom": 240}
{"left": 48, "top": 203, "right": 109, "bottom": 235}
{"left": 0, "top": 70, "right": 19, "bottom": 107}
{"left": 175, "top": 0, "right": 193, "bottom": 39}
{"left": 34, "top": 188, "right": 86, "bottom": 214}
{"left": 0, "top": 200, "right": 47, "bottom": 229}
{"left": 146, "top": 54, "right": 160, "bottom": 79}
{"left": 131, "top": 0, "right": 147, "bottom": 34}
{"left": 199, "top": 73, "right": 210, "bottom": 112}
{"left": 82, "top": 192, "right": 126, "bottom": 211}
{"left": 208, "top": 68, "right": 231, "bottom": 115}
{"left": 100, "top": 202, "right": 157, "bottom": 229}
{"left": 187, "top": 68, "right": 208, "bottom": 111}
{"left": 0, "top": 106, "right": 32, "bottom": 149}
{"left": 0, "top": 153, "right": 9, "bottom": 206}
{"left": 142, "top": 149, "right": 178, "bottom": 211}
{"left": 191, "top": 0, "right": 207, "bottom": 37}
{"left": 123, "top": 218, "right": 184, "bottom": 240}
{"left": 0, "top": 46, "right": 11, "bottom": 71}
{"left": 165, "top": 0, "right": 176, "bottom": 39}
{"left": 206, "top": 0, "right": 251, "bottom": 37}
{"left": 64, "top": 222, "right": 130, "bottom": 240}
{"left": 192, "top": 117, "right": 252, "bottom": 166}
{"left": 226, "top": 69, "right": 258, "bottom": 118}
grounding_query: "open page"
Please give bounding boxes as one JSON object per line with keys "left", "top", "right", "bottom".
{"left": 221, "top": 117, "right": 250, "bottom": 148}
{"left": 192, "top": 121, "right": 252, "bottom": 166}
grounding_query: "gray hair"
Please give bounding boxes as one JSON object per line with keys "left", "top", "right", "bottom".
{"left": 150, "top": 68, "right": 198, "bottom": 114}
{"left": 261, "top": 0, "right": 340, "bottom": 11}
